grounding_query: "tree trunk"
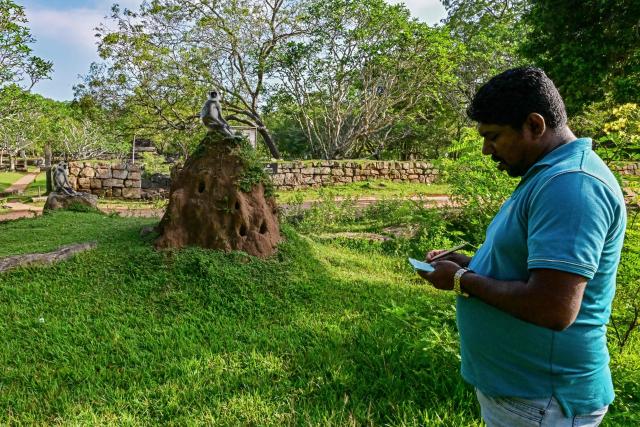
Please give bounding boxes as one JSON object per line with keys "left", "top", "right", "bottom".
{"left": 257, "top": 126, "right": 280, "bottom": 159}
{"left": 44, "top": 144, "right": 53, "bottom": 193}
{"left": 44, "top": 144, "right": 52, "bottom": 167}
{"left": 9, "top": 155, "right": 15, "bottom": 171}
{"left": 0, "top": 242, "right": 97, "bottom": 273}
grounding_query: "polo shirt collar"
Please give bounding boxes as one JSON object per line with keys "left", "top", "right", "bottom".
{"left": 519, "top": 137, "right": 592, "bottom": 184}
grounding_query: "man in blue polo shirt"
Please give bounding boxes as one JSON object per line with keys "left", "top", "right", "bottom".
{"left": 419, "top": 67, "right": 626, "bottom": 426}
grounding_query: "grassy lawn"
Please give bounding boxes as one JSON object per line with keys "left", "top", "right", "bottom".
{"left": 275, "top": 180, "right": 450, "bottom": 204}
{"left": 0, "top": 171, "right": 27, "bottom": 193}
{"left": 98, "top": 199, "right": 168, "bottom": 210}
{"left": 21, "top": 172, "right": 47, "bottom": 198}
{"left": 0, "top": 211, "right": 475, "bottom": 425}
{"left": 0, "top": 205, "right": 638, "bottom": 425}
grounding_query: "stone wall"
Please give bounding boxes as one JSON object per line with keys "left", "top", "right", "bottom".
{"left": 65, "top": 160, "right": 640, "bottom": 200}
{"left": 267, "top": 160, "right": 439, "bottom": 190}
{"left": 612, "top": 162, "right": 640, "bottom": 176}
{"left": 68, "top": 162, "right": 142, "bottom": 199}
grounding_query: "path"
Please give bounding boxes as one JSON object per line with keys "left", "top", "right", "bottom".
{"left": 0, "top": 201, "right": 44, "bottom": 222}
{"left": 293, "top": 194, "right": 452, "bottom": 210}
{"left": 0, "top": 172, "right": 39, "bottom": 196}
{"left": 99, "top": 194, "right": 454, "bottom": 218}
{"left": 0, "top": 194, "right": 454, "bottom": 223}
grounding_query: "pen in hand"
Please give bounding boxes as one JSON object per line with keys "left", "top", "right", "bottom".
{"left": 429, "top": 242, "right": 469, "bottom": 262}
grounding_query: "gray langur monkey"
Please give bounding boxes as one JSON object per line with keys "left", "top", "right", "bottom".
{"left": 52, "top": 161, "right": 77, "bottom": 195}
{"left": 200, "top": 90, "right": 234, "bottom": 136}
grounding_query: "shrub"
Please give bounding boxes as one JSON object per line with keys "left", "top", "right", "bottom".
{"left": 572, "top": 100, "right": 640, "bottom": 163}
{"left": 610, "top": 222, "right": 640, "bottom": 351}
{"left": 438, "top": 128, "right": 518, "bottom": 245}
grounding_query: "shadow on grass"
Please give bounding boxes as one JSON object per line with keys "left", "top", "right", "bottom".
{"left": 0, "top": 212, "right": 480, "bottom": 425}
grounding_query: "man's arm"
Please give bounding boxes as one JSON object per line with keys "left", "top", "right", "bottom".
{"left": 419, "top": 261, "right": 587, "bottom": 331}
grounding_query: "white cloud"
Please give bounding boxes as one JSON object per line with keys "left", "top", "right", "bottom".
{"left": 388, "top": 0, "right": 447, "bottom": 25}
{"left": 25, "top": 7, "right": 105, "bottom": 53}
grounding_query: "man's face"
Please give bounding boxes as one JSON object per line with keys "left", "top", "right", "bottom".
{"left": 477, "top": 123, "right": 534, "bottom": 177}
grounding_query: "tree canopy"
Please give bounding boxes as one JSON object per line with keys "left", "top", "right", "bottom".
{"left": 521, "top": 0, "right": 640, "bottom": 113}
{"left": 0, "top": 0, "right": 52, "bottom": 89}
{"left": 3, "top": 0, "right": 638, "bottom": 162}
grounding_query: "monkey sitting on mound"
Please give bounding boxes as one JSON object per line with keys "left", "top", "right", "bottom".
{"left": 52, "top": 161, "right": 77, "bottom": 196}
{"left": 200, "top": 90, "right": 235, "bottom": 137}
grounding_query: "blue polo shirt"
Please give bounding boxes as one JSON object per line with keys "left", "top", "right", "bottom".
{"left": 460, "top": 138, "right": 626, "bottom": 417}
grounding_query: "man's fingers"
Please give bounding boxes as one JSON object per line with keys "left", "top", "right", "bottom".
{"left": 426, "top": 250, "right": 445, "bottom": 262}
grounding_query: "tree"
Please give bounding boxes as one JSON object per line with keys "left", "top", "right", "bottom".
{"left": 442, "top": 0, "right": 529, "bottom": 102}
{"left": 273, "top": 0, "right": 460, "bottom": 159}
{"left": 0, "top": 0, "right": 52, "bottom": 89}
{"left": 521, "top": 0, "right": 640, "bottom": 113}
{"left": 0, "top": 86, "right": 46, "bottom": 169}
{"left": 84, "top": 0, "right": 304, "bottom": 159}
{"left": 0, "top": 85, "right": 126, "bottom": 168}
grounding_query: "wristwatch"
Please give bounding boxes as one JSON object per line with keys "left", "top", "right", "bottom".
{"left": 453, "top": 268, "right": 470, "bottom": 298}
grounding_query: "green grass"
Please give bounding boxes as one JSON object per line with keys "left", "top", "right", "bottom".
{"left": 0, "top": 211, "right": 478, "bottom": 425}
{"left": 0, "top": 171, "right": 27, "bottom": 193}
{"left": 623, "top": 175, "right": 640, "bottom": 192}
{"left": 0, "top": 209, "right": 638, "bottom": 425}
{"left": 276, "top": 180, "right": 450, "bottom": 203}
{"left": 22, "top": 172, "right": 47, "bottom": 196}
{"left": 98, "top": 198, "right": 168, "bottom": 210}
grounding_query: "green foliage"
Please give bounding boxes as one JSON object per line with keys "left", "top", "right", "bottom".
{"left": 572, "top": 101, "right": 640, "bottom": 163}
{"left": 442, "top": 0, "right": 529, "bottom": 106}
{"left": 276, "top": 180, "right": 450, "bottom": 204}
{"left": 236, "top": 138, "right": 274, "bottom": 196}
{"left": 521, "top": 0, "right": 640, "bottom": 113}
{"left": 139, "top": 152, "right": 171, "bottom": 177}
{"left": 64, "top": 202, "right": 100, "bottom": 213}
{"left": 439, "top": 128, "right": 518, "bottom": 245}
{"left": 285, "top": 193, "right": 460, "bottom": 262}
{"left": 609, "top": 220, "right": 640, "bottom": 351}
{"left": 273, "top": 0, "right": 461, "bottom": 159}
{"left": 1, "top": 196, "right": 639, "bottom": 424}
{"left": 83, "top": 0, "right": 301, "bottom": 159}
{"left": 0, "top": 211, "right": 482, "bottom": 425}
{"left": 262, "top": 94, "right": 311, "bottom": 159}
{"left": 0, "top": 85, "right": 128, "bottom": 164}
{"left": 0, "top": 0, "right": 52, "bottom": 88}
{"left": 0, "top": 170, "right": 24, "bottom": 192}
{"left": 285, "top": 190, "right": 360, "bottom": 234}
{"left": 597, "top": 103, "right": 640, "bottom": 163}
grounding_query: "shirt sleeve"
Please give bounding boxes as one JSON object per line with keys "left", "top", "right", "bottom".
{"left": 527, "top": 171, "right": 616, "bottom": 279}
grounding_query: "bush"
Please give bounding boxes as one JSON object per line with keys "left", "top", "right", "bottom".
{"left": 438, "top": 128, "right": 518, "bottom": 245}
{"left": 572, "top": 100, "right": 640, "bottom": 163}
{"left": 284, "top": 189, "right": 359, "bottom": 234}
{"left": 609, "top": 221, "right": 640, "bottom": 351}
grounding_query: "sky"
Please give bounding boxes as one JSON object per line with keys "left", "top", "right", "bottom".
{"left": 17, "top": 0, "right": 448, "bottom": 101}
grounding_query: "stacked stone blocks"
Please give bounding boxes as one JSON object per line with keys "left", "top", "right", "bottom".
{"left": 68, "top": 162, "right": 142, "bottom": 199}
{"left": 613, "top": 162, "right": 640, "bottom": 176}
{"left": 268, "top": 160, "right": 439, "bottom": 190}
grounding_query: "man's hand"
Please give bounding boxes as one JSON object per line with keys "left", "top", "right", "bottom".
{"left": 425, "top": 250, "right": 471, "bottom": 267}
{"left": 417, "top": 260, "right": 461, "bottom": 291}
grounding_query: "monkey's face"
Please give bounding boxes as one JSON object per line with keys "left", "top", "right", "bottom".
{"left": 210, "top": 91, "right": 218, "bottom": 99}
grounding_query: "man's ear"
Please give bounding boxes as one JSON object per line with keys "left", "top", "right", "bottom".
{"left": 525, "top": 113, "right": 546, "bottom": 139}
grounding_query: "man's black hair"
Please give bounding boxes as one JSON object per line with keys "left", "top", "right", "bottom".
{"left": 467, "top": 67, "right": 568, "bottom": 130}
